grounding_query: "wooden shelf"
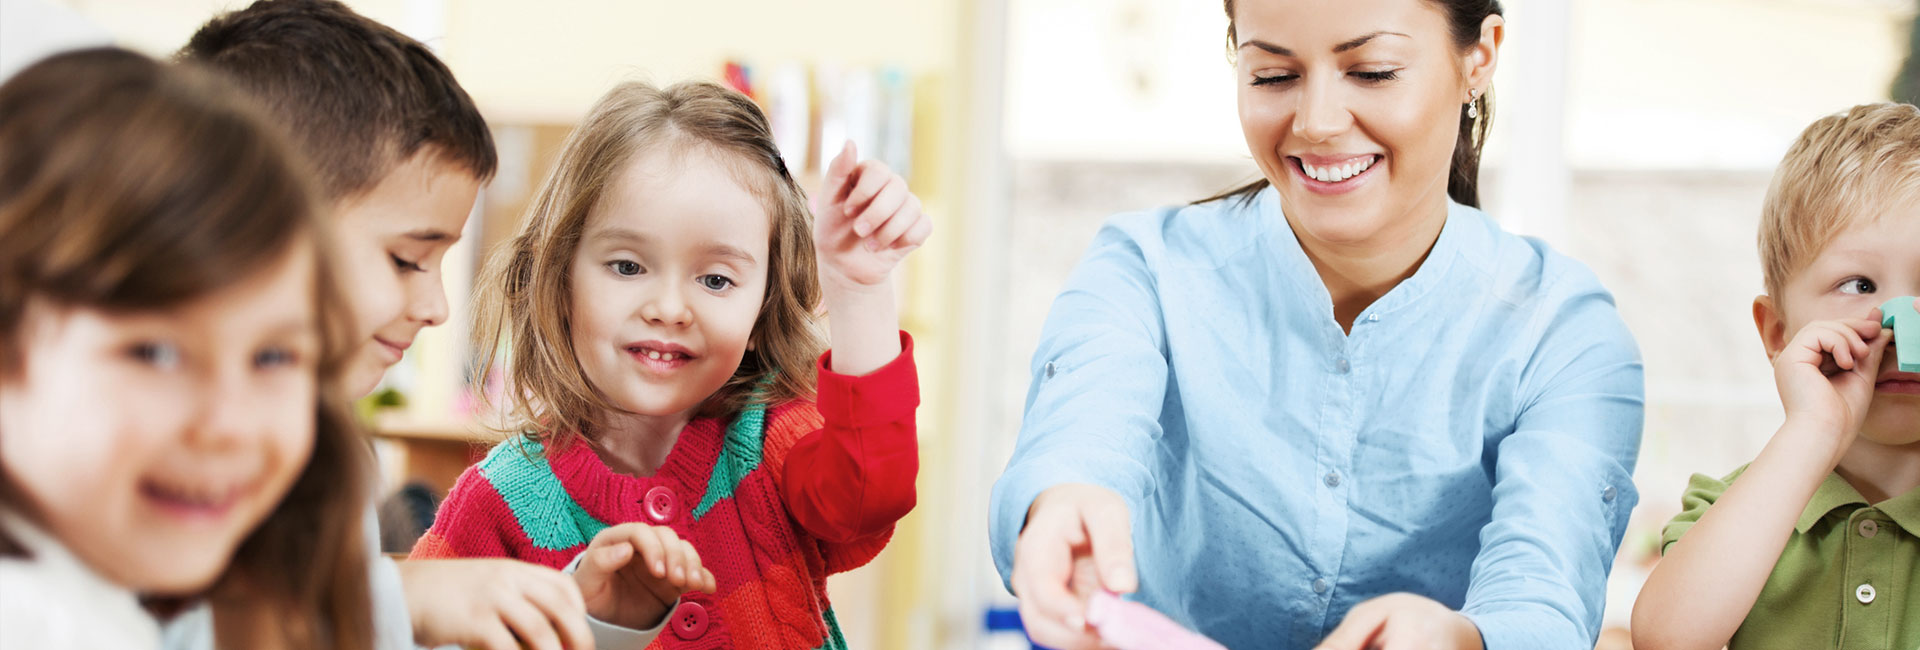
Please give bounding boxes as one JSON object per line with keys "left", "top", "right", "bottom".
{"left": 369, "top": 414, "right": 505, "bottom": 444}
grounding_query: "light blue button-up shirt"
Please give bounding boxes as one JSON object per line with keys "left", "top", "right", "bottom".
{"left": 990, "top": 187, "right": 1645, "bottom": 650}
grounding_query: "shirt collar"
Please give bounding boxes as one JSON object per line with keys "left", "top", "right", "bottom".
{"left": 1876, "top": 484, "right": 1920, "bottom": 534}
{"left": 1257, "top": 187, "right": 1492, "bottom": 319}
{"left": 1794, "top": 472, "right": 1920, "bottom": 533}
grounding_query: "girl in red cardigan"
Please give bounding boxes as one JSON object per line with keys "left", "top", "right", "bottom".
{"left": 411, "top": 79, "right": 928, "bottom": 650}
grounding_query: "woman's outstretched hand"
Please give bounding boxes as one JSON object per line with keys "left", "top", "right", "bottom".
{"left": 1011, "top": 483, "right": 1138, "bottom": 650}
{"left": 1317, "top": 593, "right": 1483, "bottom": 650}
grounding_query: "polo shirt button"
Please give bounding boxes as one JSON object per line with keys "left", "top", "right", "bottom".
{"left": 1335, "top": 358, "right": 1351, "bottom": 373}
{"left": 1855, "top": 583, "right": 1876, "bottom": 605}
{"left": 1324, "top": 471, "right": 1341, "bottom": 488}
{"left": 1859, "top": 519, "right": 1879, "bottom": 538}
{"left": 1311, "top": 578, "right": 1329, "bottom": 594}
{"left": 1602, "top": 486, "right": 1617, "bottom": 503}
{"left": 644, "top": 486, "right": 676, "bottom": 524}
{"left": 670, "top": 601, "right": 709, "bottom": 639}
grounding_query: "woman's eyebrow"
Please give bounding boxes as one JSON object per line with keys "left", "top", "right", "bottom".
{"left": 1237, "top": 31, "right": 1410, "bottom": 57}
{"left": 1237, "top": 40, "right": 1294, "bottom": 57}
{"left": 1334, "top": 31, "right": 1410, "bottom": 53}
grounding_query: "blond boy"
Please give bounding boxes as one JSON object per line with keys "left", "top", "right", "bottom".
{"left": 1632, "top": 103, "right": 1920, "bottom": 649}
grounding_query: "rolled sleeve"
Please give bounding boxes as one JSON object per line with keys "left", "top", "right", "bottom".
{"left": 989, "top": 220, "right": 1171, "bottom": 590}
{"left": 1463, "top": 280, "right": 1645, "bottom": 649}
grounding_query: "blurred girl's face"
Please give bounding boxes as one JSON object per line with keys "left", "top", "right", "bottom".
{"left": 1234, "top": 0, "right": 1497, "bottom": 248}
{"left": 0, "top": 244, "right": 320, "bottom": 595}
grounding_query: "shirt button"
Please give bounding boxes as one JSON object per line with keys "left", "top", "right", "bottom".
{"left": 1324, "top": 471, "right": 1341, "bottom": 488}
{"left": 670, "top": 601, "right": 710, "bottom": 639}
{"left": 1044, "top": 361, "right": 1056, "bottom": 379}
{"left": 1366, "top": 314, "right": 1380, "bottom": 323}
{"left": 644, "top": 486, "right": 677, "bottom": 524}
{"left": 1602, "top": 486, "right": 1617, "bottom": 503}
{"left": 1856, "top": 583, "right": 1876, "bottom": 605}
{"left": 1311, "top": 578, "right": 1329, "bottom": 594}
{"left": 1859, "top": 519, "right": 1879, "bottom": 538}
{"left": 1335, "top": 358, "right": 1350, "bottom": 373}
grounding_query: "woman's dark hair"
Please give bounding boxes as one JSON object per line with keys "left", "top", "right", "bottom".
{"left": 1205, "top": 0, "right": 1503, "bottom": 208}
{"left": 0, "top": 48, "right": 372, "bottom": 650}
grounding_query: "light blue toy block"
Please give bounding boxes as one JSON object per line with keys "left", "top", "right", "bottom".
{"left": 1881, "top": 296, "right": 1919, "bottom": 373}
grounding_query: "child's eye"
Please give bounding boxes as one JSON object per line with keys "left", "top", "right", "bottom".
{"left": 128, "top": 341, "right": 181, "bottom": 370}
{"left": 391, "top": 254, "right": 425, "bottom": 273}
{"left": 1839, "top": 277, "right": 1877, "bottom": 295}
{"left": 253, "top": 347, "right": 297, "bottom": 369}
{"left": 698, "top": 275, "right": 735, "bottom": 292}
{"left": 1350, "top": 69, "right": 1400, "bottom": 83}
{"left": 607, "top": 260, "right": 643, "bottom": 277}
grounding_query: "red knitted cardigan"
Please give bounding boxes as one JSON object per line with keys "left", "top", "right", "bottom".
{"left": 411, "top": 334, "right": 919, "bottom": 649}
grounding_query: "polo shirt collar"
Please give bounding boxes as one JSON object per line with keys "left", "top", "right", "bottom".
{"left": 1796, "top": 471, "right": 1920, "bottom": 533}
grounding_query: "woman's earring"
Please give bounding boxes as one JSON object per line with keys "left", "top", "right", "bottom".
{"left": 1465, "top": 89, "right": 1480, "bottom": 119}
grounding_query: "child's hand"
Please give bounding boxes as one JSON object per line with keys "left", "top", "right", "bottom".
{"left": 396, "top": 557, "right": 593, "bottom": 650}
{"left": 1012, "top": 483, "right": 1138, "bottom": 650}
{"left": 1315, "top": 593, "right": 1483, "bottom": 650}
{"left": 813, "top": 141, "right": 931, "bottom": 290}
{"left": 1773, "top": 313, "right": 1889, "bottom": 445}
{"left": 573, "top": 523, "right": 717, "bottom": 632}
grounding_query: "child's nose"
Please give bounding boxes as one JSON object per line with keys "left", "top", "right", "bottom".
{"left": 640, "top": 287, "right": 693, "bottom": 327}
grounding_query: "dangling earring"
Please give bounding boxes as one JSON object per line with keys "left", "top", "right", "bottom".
{"left": 1465, "top": 89, "right": 1480, "bottom": 119}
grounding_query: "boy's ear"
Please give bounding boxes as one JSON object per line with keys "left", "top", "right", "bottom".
{"left": 1753, "top": 295, "right": 1788, "bottom": 362}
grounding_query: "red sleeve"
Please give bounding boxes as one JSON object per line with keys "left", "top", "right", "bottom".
{"left": 407, "top": 463, "right": 517, "bottom": 560}
{"left": 781, "top": 331, "right": 921, "bottom": 544}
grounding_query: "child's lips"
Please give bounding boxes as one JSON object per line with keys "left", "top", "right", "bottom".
{"left": 373, "top": 336, "right": 411, "bottom": 364}
{"left": 625, "top": 341, "right": 696, "bottom": 373}
{"left": 1876, "top": 371, "right": 1920, "bottom": 395}
{"left": 140, "top": 478, "right": 248, "bottom": 524}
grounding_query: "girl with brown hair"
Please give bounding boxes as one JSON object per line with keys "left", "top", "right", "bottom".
{"left": 0, "top": 48, "right": 372, "bottom": 650}
{"left": 411, "top": 79, "right": 930, "bottom": 648}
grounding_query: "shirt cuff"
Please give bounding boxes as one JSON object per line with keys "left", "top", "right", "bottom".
{"left": 563, "top": 551, "right": 667, "bottom": 649}
{"left": 1463, "top": 605, "right": 1585, "bottom": 650}
{"left": 816, "top": 330, "right": 920, "bottom": 429}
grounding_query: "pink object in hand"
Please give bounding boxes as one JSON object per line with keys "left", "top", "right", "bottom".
{"left": 1085, "top": 591, "right": 1230, "bottom": 650}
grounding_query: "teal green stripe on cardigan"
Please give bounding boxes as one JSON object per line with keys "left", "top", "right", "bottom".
{"left": 479, "top": 436, "right": 609, "bottom": 550}
{"left": 693, "top": 400, "right": 768, "bottom": 520}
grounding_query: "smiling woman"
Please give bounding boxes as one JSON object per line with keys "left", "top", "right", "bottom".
{"left": 990, "top": 1, "right": 1647, "bottom": 649}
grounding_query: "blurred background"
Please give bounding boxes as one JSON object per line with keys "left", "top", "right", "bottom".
{"left": 2, "top": 0, "right": 1913, "bottom": 647}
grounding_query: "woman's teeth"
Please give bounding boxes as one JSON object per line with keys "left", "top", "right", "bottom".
{"left": 1302, "top": 157, "right": 1376, "bottom": 183}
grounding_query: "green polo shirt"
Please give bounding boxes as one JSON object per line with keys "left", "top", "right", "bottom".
{"left": 1661, "top": 465, "right": 1920, "bottom": 650}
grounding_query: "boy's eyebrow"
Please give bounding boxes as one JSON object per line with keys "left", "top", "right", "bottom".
{"left": 405, "top": 229, "right": 460, "bottom": 243}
